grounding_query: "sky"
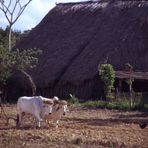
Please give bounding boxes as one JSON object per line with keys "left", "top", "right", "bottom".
{"left": 0, "top": 0, "right": 86, "bottom": 32}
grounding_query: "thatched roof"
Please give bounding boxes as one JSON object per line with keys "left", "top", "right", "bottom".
{"left": 16, "top": 0, "right": 148, "bottom": 87}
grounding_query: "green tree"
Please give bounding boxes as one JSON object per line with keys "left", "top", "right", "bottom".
{"left": 0, "top": 27, "right": 7, "bottom": 47}
{"left": 0, "top": 46, "right": 42, "bottom": 96}
{"left": 0, "top": 27, "right": 22, "bottom": 49}
{"left": 0, "top": 45, "right": 13, "bottom": 83}
{"left": 99, "top": 64, "right": 115, "bottom": 100}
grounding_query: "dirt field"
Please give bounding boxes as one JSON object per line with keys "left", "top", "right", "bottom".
{"left": 0, "top": 105, "right": 148, "bottom": 148}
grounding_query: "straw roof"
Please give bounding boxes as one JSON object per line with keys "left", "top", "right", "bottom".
{"left": 16, "top": 0, "right": 148, "bottom": 88}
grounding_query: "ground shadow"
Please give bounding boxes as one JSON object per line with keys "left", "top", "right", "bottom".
{"left": 63, "top": 116, "right": 148, "bottom": 127}
{"left": 112, "top": 112, "right": 148, "bottom": 119}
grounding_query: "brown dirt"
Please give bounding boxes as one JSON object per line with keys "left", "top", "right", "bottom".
{"left": 0, "top": 105, "right": 148, "bottom": 148}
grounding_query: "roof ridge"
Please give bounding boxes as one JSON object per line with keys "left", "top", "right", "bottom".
{"left": 56, "top": 0, "right": 148, "bottom": 6}
{"left": 56, "top": 0, "right": 103, "bottom": 6}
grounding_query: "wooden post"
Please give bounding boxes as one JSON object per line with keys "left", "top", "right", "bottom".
{"left": 129, "top": 71, "right": 133, "bottom": 108}
{"left": 119, "top": 79, "right": 122, "bottom": 93}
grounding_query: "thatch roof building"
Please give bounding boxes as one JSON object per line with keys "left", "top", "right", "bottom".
{"left": 15, "top": 0, "right": 148, "bottom": 100}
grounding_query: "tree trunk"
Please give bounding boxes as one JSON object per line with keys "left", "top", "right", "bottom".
{"left": 20, "top": 70, "right": 36, "bottom": 96}
{"left": 129, "top": 83, "right": 133, "bottom": 108}
{"left": 8, "top": 25, "right": 12, "bottom": 51}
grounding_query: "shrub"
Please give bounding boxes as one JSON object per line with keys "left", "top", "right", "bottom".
{"left": 80, "top": 100, "right": 107, "bottom": 108}
{"left": 99, "top": 64, "right": 115, "bottom": 100}
{"left": 80, "top": 98, "right": 148, "bottom": 111}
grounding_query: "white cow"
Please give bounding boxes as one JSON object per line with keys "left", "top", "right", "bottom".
{"left": 16, "top": 96, "right": 57, "bottom": 127}
{"left": 44, "top": 100, "right": 68, "bottom": 127}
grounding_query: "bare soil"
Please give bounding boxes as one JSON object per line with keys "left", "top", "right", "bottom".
{"left": 0, "top": 105, "right": 148, "bottom": 148}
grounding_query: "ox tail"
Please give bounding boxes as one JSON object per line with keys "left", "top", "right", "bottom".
{"left": 16, "top": 114, "right": 19, "bottom": 126}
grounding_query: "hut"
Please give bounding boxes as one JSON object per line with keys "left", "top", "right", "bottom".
{"left": 13, "top": 0, "right": 148, "bottom": 100}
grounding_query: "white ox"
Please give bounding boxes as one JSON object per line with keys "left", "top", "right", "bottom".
{"left": 44, "top": 100, "right": 68, "bottom": 127}
{"left": 16, "top": 96, "right": 59, "bottom": 127}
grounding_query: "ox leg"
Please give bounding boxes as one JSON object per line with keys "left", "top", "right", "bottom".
{"left": 55, "top": 120, "right": 59, "bottom": 128}
{"left": 34, "top": 113, "right": 43, "bottom": 128}
{"left": 37, "top": 119, "right": 42, "bottom": 128}
{"left": 17, "top": 112, "right": 22, "bottom": 127}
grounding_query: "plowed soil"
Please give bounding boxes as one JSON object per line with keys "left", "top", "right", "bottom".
{"left": 0, "top": 105, "right": 148, "bottom": 148}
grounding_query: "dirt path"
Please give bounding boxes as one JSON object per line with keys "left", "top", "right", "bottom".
{"left": 0, "top": 105, "right": 148, "bottom": 148}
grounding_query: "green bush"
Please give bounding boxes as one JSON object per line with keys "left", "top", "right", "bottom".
{"left": 99, "top": 64, "right": 115, "bottom": 100}
{"left": 68, "top": 91, "right": 148, "bottom": 111}
{"left": 80, "top": 100, "right": 107, "bottom": 108}
{"left": 79, "top": 99, "right": 148, "bottom": 111}
{"left": 107, "top": 100, "right": 130, "bottom": 110}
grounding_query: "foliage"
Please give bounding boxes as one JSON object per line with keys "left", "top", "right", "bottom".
{"left": 0, "top": 27, "right": 22, "bottom": 48}
{"left": 77, "top": 92, "right": 148, "bottom": 111}
{"left": 125, "top": 63, "right": 133, "bottom": 71}
{"left": 107, "top": 100, "right": 130, "bottom": 110}
{"left": 68, "top": 94, "right": 79, "bottom": 105}
{"left": 0, "top": 46, "right": 42, "bottom": 83}
{"left": 12, "top": 48, "right": 42, "bottom": 71}
{"left": 99, "top": 64, "right": 115, "bottom": 99}
{"left": 0, "top": 45, "right": 14, "bottom": 82}
{"left": 80, "top": 100, "right": 107, "bottom": 108}
{"left": 124, "top": 63, "right": 134, "bottom": 86}
{"left": 0, "top": 27, "right": 8, "bottom": 48}
{"left": 79, "top": 99, "right": 148, "bottom": 111}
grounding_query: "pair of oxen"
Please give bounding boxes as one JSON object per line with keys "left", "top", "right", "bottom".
{"left": 17, "top": 96, "right": 68, "bottom": 128}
